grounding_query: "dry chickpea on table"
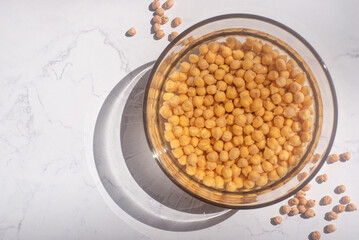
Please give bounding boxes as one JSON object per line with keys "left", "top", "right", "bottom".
{"left": 159, "top": 36, "right": 314, "bottom": 191}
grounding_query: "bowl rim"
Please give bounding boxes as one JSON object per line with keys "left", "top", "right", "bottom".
{"left": 142, "top": 13, "right": 338, "bottom": 209}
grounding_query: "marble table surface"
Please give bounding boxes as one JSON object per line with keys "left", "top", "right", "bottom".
{"left": 1, "top": 0, "right": 359, "bottom": 239}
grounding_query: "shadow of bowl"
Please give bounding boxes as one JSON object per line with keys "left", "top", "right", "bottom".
{"left": 93, "top": 61, "right": 237, "bottom": 231}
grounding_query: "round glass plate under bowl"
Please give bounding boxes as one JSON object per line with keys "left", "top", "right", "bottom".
{"left": 144, "top": 14, "right": 338, "bottom": 209}
{"left": 92, "top": 62, "right": 237, "bottom": 231}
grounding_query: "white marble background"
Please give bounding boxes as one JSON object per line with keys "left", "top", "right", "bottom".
{"left": 1, "top": 0, "right": 359, "bottom": 239}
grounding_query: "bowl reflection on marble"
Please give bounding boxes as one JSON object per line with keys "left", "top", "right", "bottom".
{"left": 143, "top": 14, "right": 337, "bottom": 209}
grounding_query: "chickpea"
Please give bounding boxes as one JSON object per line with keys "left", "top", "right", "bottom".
{"left": 156, "top": 8, "right": 165, "bottom": 16}
{"left": 127, "top": 27, "right": 136, "bottom": 36}
{"left": 248, "top": 171, "right": 260, "bottom": 181}
{"left": 311, "top": 231, "right": 321, "bottom": 240}
{"left": 203, "top": 95, "right": 214, "bottom": 106}
{"left": 304, "top": 208, "right": 316, "bottom": 218}
{"left": 325, "top": 224, "right": 336, "bottom": 234}
{"left": 243, "top": 179, "right": 255, "bottom": 189}
{"left": 335, "top": 185, "right": 346, "bottom": 194}
{"left": 275, "top": 76, "right": 286, "bottom": 87}
{"left": 219, "top": 151, "right": 229, "bottom": 162}
{"left": 222, "top": 167, "right": 233, "bottom": 179}
{"left": 289, "top": 207, "right": 299, "bottom": 216}
{"left": 276, "top": 166, "right": 287, "bottom": 177}
{"left": 289, "top": 135, "right": 301, "bottom": 146}
{"left": 332, "top": 204, "right": 345, "bottom": 214}
{"left": 205, "top": 51, "right": 216, "bottom": 64}
{"left": 151, "top": 0, "right": 160, "bottom": 10}
{"left": 163, "top": 0, "right": 174, "bottom": 9}
{"left": 187, "top": 153, "right": 198, "bottom": 166}
{"left": 255, "top": 175, "right": 268, "bottom": 186}
{"left": 346, "top": 203, "right": 357, "bottom": 211}
{"left": 161, "top": 15, "right": 169, "bottom": 25}
{"left": 153, "top": 15, "right": 162, "bottom": 24}
{"left": 262, "top": 160, "right": 273, "bottom": 172}
{"left": 321, "top": 195, "right": 332, "bottom": 205}
{"left": 340, "top": 196, "right": 351, "bottom": 205}
{"left": 327, "top": 153, "right": 339, "bottom": 164}
{"left": 207, "top": 151, "right": 219, "bottom": 162}
{"left": 171, "top": 17, "right": 182, "bottom": 27}
{"left": 302, "top": 184, "right": 311, "bottom": 192}
{"left": 283, "top": 107, "right": 296, "bottom": 118}
{"left": 169, "top": 32, "right": 179, "bottom": 41}
{"left": 153, "top": 23, "right": 161, "bottom": 32}
{"left": 225, "top": 181, "right": 237, "bottom": 192}
{"left": 288, "top": 197, "right": 299, "bottom": 206}
{"left": 198, "top": 139, "right": 210, "bottom": 151}
{"left": 203, "top": 176, "right": 215, "bottom": 187}
{"left": 222, "top": 130, "right": 233, "bottom": 142}
{"left": 340, "top": 152, "right": 351, "bottom": 161}
{"left": 281, "top": 205, "right": 291, "bottom": 214}
{"left": 296, "top": 190, "right": 306, "bottom": 198}
{"left": 156, "top": 29, "right": 165, "bottom": 39}
{"left": 229, "top": 148, "right": 240, "bottom": 160}
{"left": 326, "top": 211, "right": 338, "bottom": 221}
{"left": 206, "top": 161, "right": 217, "bottom": 171}
{"left": 267, "top": 70, "right": 279, "bottom": 80}
{"left": 317, "top": 173, "right": 328, "bottom": 183}
{"left": 271, "top": 216, "right": 282, "bottom": 225}
{"left": 275, "top": 58, "right": 287, "bottom": 71}
{"left": 172, "top": 148, "right": 184, "bottom": 158}
{"left": 297, "top": 204, "right": 306, "bottom": 213}
{"left": 306, "top": 199, "right": 316, "bottom": 208}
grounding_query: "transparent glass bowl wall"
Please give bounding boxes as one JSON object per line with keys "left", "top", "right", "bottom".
{"left": 144, "top": 14, "right": 337, "bottom": 209}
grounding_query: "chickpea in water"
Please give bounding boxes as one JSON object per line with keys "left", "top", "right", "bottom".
{"left": 159, "top": 36, "right": 314, "bottom": 191}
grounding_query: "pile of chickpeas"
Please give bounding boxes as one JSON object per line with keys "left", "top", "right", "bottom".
{"left": 159, "top": 36, "right": 314, "bottom": 191}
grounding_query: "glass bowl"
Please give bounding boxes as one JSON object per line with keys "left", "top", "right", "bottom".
{"left": 143, "top": 14, "right": 337, "bottom": 209}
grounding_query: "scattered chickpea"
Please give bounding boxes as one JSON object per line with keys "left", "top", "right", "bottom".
{"left": 298, "top": 196, "right": 307, "bottom": 205}
{"left": 172, "top": 17, "right": 182, "bottom": 27}
{"left": 281, "top": 205, "right": 291, "bottom": 214}
{"left": 151, "top": 0, "right": 160, "bottom": 10}
{"left": 156, "top": 30, "right": 165, "bottom": 39}
{"left": 296, "top": 190, "right": 306, "bottom": 198}
{"left": 335, "top": 185, "right": 346, "bottom": 194}
{"left": 340, "top": 152, "right": 351, "bottom": 161}
{"left": 333, "top": 204, "right": 345, "bottom": 213}
{"left": 163, "top": 0, "right": 174, "bottom": 9}
{"left": 298, "top": 204, "right": 306, "bottom": 213}
{"left": 272, "top": 216, "right": 282, "bottom": 225}
{"left": 127, "top": 27, "right": 136, "bottom": 36}
{"left": 311, "top": 231, "right": 321, "bottom": 240}
{"left": 327, "top": 153, "right": 339, "bottom": 164}
{"left": 153, "top": 23, "right": 161, "bottom": 32}
{"left": 169, "top": 32, "right": 179, "bottom": 41}
{"left": 304, "top": 208, "right": 316, "bottom": 218}
{"left": 289, "top": 197, "right": 299, "bottom": 206}
{"left": 321, "top": 195, "right": 332, "bottom": 205}
{"left": 153, "top": 15, "right": 162, "bottom": 24}
{"left": 340, "top": 195, "right": 351, "bottom": 205}
{"left": 302, "top": 184, "right": 311, "bottom": 191}
{"left": 306, "top": 199, "right": 316, "bottom": 208}
{"left": 161, "top": 15, "right": 169, "bottom": 25}
{"left": 156, "top": 8, "right": 165, "bottom": 16}
{"left": 326, "top": 211, "right": 338, "bottom": 221}
{"left": 346, "top": 203, "right": 357, "bottom": 211}
{"left": 289, "top": 207, "right": 299, "bottom": 216}
{"left": 317, "top": 173, "right": 328, "bottom": 183}
{"left": 325, "top": 224, "right": 336, "bottom": 233}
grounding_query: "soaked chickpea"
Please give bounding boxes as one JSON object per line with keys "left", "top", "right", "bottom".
{"left": 159, "top": 36, "right": 314, "bottom": 191}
